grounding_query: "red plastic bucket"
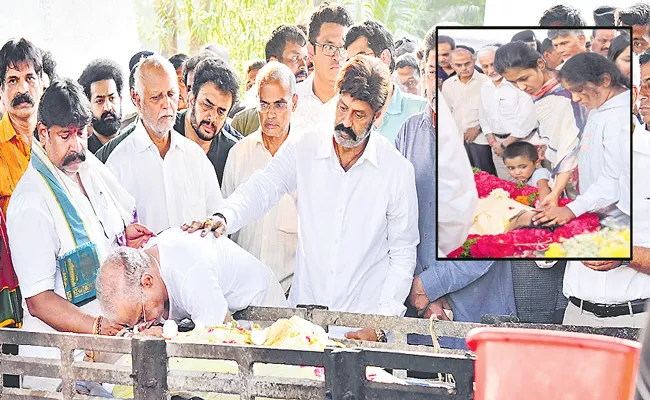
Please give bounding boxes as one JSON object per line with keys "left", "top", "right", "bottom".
{"left": 466, "top": 327, "right": 641, "bottom": 400}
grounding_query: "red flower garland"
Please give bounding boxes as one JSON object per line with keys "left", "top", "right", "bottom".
{"left": 445, "top": 171, "right": 601, "bottom": 258}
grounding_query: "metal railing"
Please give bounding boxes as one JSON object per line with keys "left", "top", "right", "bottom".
{"left": 0, "top": 306, "right": 640, "bottom": 400}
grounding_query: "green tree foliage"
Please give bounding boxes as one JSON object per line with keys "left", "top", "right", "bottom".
{"left": 136, "top": 0, "right": 484, "bottom": 89}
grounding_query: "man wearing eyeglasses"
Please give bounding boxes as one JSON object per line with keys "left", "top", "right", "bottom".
{"left": 222, "top": 62, "right": 299, "bottom": 293}
{"left": 290, "top": 3, "right": 352, "bottom": 136}
{"left": 232, "top": 24, "right": 310, "bottom": 137}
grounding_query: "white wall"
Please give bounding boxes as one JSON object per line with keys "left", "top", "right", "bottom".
{"left": 0, "top": 0, "right": 141, "bottom": 113}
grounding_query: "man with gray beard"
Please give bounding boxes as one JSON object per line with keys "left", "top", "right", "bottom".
{"left": 105, "top": 55, "right": 222, "bottom": 234}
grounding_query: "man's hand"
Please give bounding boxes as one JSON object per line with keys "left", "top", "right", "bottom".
{"left": 532, "top": 206, "right": 575, "bottom": 226}
{"left": 125, "top": 223, "right": 155, "bottom": 249}
{"left": 100, "top": 318, "right": 125, "bottom": 336}
{"left": 537, "top": 191, "right": 560, "bottom": 209}
{"left": 464, "top": 127, "right": 481, "bottom": 143}
{"left": 344, "top": 328, "right": 378, "bottom": 342}
{"left": 490, "top": 141, "right": 503, "bottom": 157}
{"left": 181, "top": 214, "right": 227, "bottom": 238}
{"left": 136, "top": 326, "right": 164, "bottom": 337}
{"left": 582, "top": 261, "right": 622, "bottom": 271}
{"left": 422, "top": 298, "right": 451, "bottom": 320}
{"left": 408, "top": 276, "right": 430, "bottom": 313}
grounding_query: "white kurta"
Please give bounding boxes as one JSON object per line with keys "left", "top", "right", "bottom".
{"left": 222, "top": 130, "right": 298, "bottom": 291}
{"left": 105, "top": 122, "right": 223, "bottom": 233}
{"left": 437, "top": 92, "right": 478, "bottom": 254}
{"left": 219, "top": 129, "right": 419, "bottom": 316}
{"left": 147, "top": 228, "right": 287, "bottom": 326}
{"left": 291, "top": 73, "right": 337, "bottom": 136}
{"left": 441, "top": 70, "right": 490, "bottom": 144}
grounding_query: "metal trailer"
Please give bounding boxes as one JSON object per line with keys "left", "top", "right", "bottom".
{"left": 0, "top": 306, "right": 641, "bottom": 400}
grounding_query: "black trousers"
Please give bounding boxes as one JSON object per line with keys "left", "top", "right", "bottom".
{"left": 464, "top": 142, "right": 497, "bottom": 176}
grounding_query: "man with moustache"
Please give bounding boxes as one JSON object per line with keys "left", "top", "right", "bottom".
{"left": 172, "top": 58, "right": 241, "bottom": 185}
{"left": 591, "top": 29, "right": 617, "bottom": 57}
{"left": 78, "top": 59, "right": 136, "bottom": 154}
{"left": 222, "top": 62, "right": 300, "bottom": 292}
{"left": 291, "top": 3, "right": 353, "bottom": 135}
{"left": 232, "top": 24, "right": 310, "bottom": 137}
{"left": 7, "top": 78, "right": 153, "bottom": 390}
{"left": 0, "top": 38, "right": 44, "bottom": 216}
{"left": 105, "top": 55, "right": 222, "bottom": 234}
{"left": 184, "top": 56, "right": 419, "bottom": 341}
{"left": 477, "top": 45, "right": 536, "bottom": 181}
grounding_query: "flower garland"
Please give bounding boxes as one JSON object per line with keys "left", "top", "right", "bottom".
{"left": 448, "top": 170, "right": 602, "bottom": 258}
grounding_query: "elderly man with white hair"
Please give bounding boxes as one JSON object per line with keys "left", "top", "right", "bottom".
{"left": 105, "top": 55, "right": 223, "bottom": 234}
{"left": 96, "top": 228, "right": 288, "bottom": 330}
{"left": 477, "top": 45, "right": 537, "bottom": 181}
{"left": 222, "top": 61, "right": 299, "bottom": 292}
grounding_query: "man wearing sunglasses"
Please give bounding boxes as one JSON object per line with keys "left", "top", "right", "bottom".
{"left": 222, "top": 62, "right": 299, "bottom": 294}
{"left": 291, "top": 3, "right": 352, "bottom": 136}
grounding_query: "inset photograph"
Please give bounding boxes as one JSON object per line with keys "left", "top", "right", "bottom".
{"left": 437, "top": 26, "right": 633, "bottom": 259}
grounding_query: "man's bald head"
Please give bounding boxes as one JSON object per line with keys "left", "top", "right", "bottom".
{"left": 133, "top": 55, "right": 179, "bottom": 138}
{"left": 450, "top": 48, "right": 476, "bottom": 79}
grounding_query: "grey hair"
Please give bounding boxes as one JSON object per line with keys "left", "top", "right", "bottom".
{"left": 548, "top": 29, "right": 585, "bottom": 40}
{"left": 477, "top": 45, "right": 499, "bottom": 61}
{"left": 451, "top": 48, "right": 475, "bottom": 60}
{"left": 134, "top": 54, "right": 178, "bottom": 98}
{"left": 96, "top": 247, "right": 152, "bottom": 321}
{"left": 256, "top": 61, "right": 296, "bottom": 96}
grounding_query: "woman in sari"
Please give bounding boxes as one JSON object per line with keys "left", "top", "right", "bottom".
{"left": 494, "top": 41, "right": 585, "bottom": 207}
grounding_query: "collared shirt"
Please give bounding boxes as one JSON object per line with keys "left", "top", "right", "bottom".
{"left": 222, "top": 129, "right": 298, "bottom": 291}
{"left": 291, "top": 73, "right": 337, "bottom": 136}
{"left": 376, "top": 86, "right": 426, "bottom": 144}
{"left": 479, "top": 79, "right": 537, "bottom": 138}
{"left": 441, "top": 70, "right": 490, "bottom": 144}
{"left": 148, "top": 228, "right": 287, "bottom": 326}
{"left": 436, "top": 93, "right": 478, "bottom": 254}
{"left": 219, "top": 129, "right": 419, "bottom": 316}
{"left": 105, "top": 121, "right": 223, "bottom": 234}
{"left": 567, "top": 91, "right": 630, "bottom": 218}
{"left": 0, "top": 112, "right": 31, "bottom": 215}
{"left": 564, "top": 123, "right": 648, "bottom": 302}
{"left": 173, "top": 109, "right": 242, "bottom": 186}
{"left": 231, "top": 107, "right": 260, "bottom": 137}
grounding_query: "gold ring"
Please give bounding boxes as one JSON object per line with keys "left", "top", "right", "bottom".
{"left": 203, "top": 219, "right": 214, "bottom": 228}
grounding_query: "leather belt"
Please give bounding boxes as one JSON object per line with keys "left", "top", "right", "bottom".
{"left": 493, "top": 133, "right": 510, "bottom": 139}
{"left": 569, "top": 296, "right": 648, "bottom": 318}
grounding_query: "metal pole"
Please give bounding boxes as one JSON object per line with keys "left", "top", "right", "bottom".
{"left": 132, "top": 336, "right": 168, "bottom": 400}
{"left": 325, "top": 348, "right": 366, "bottom": 400}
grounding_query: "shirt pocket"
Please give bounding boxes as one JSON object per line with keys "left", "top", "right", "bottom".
{"left": 276, "top": 194, "right": 298, "bottom": 234}
{"left": 498, "top": 96, "right": 518, "bottom": 118}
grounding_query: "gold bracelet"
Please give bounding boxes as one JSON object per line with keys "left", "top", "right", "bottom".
{"left": 375, "top": 329, "right": 387, "bottom": 343}
{"left": 92, "top": 316, "right": 103, "bottom": 335}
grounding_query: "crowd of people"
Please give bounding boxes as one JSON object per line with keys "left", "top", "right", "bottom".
{"left": 0, "top": 1, "right": 649, "bottom": 393}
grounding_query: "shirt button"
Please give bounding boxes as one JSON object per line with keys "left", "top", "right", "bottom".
{"left": 422, "top": 265, "right": 429, "bottom": 271}
{"left": 423, "top": 233, "right": 428, "bottom": 239}
{"left": 429, "top": 201, "right": 433, "bottom": 207}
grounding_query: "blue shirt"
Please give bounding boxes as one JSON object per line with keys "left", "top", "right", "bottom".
{"left": 377, "top": 86, "right": 426, "bottom": 144}
{"left": 527, "top": 167, "right": 551, "bottom": 188}
{"left": 396, "top": 107, "right": 517, "bottom": 348}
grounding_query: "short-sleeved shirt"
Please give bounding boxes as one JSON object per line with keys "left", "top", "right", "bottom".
{"left": 527, "top": 167, "right": 551, "bottom": 188}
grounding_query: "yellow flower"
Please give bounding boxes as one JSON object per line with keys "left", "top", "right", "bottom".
{"left": 545, "top": 243, "right": 567, "bottom": 258}
{"left": 598, "top": 243, "right": 630, "bottom": 258}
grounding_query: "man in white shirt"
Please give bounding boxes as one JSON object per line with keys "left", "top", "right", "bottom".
{"left": 222, "top": 62, "right": 299, "bottom": 291}
{"left": 442, "top": 48, "right": 495, "bottom": 175}
{"left": 477, "top": 46, "right": 537, "bottom": 181}
{"left": 291, "top": 3, "right": 352, "bottom": 135}
{"left": 184, "top": 56, "right": 419, "bottom": 341}
{"left": 105, "top": 55, "right": 223, "bottom": 234}
{"left": 7, "top": 78, "right": 153, "bottom": 390}
{"left": 97, "top": 228, "right": 288, "bottom": 329}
